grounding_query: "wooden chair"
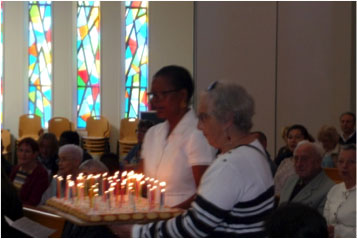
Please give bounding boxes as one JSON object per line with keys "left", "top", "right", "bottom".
{"left": 18, "top": 114, "right": 43, "bottom": 141}
{"left": 23, "top": 206, "right": 66, "bottom": 238}
{"left": 324, "top": 167, "right": 343, "bottom": 184}
{"left": 48, "top": 117, "right": 72, "bottom": 140}
{"left": 82, "top": 116, "right": 110, "bottom": 156}
{"left": 118, "top": 118, "right": 139, "bottom": 159}
{"left": 2, "top": 129, "right": 11, "bottom": 154}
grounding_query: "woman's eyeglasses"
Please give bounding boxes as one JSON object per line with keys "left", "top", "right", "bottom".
{"left": 206, "top": 81, "right": 218, "bottom": 91}
{"left": 147, "top": 89, "right": 180, "bottom": 101}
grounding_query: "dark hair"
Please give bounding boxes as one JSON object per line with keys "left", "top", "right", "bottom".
{"left": 18, "top": 137, "right": 39, "bottom": 153}
{"left": 287, "top": 124, "right": 315, "bottom": 142}
{"left": 153, "top": 65, "right": 194, "bottom": 103}
{"left": 251, "top": 131, "right": 267, "bottom": 145}
{"left": 38, "top": 133, "right": 59, "bottom": 156}
{"left": 265, "top": 203, "right": 328, "bottom": 238}
{"left": 138, "top": 120, "right": 154, "bottom": 131}
{"left": 340, "top": 111, "right": 356, "bottom": 122}
{"left": 100, "top": 153, "right": 123, "bottom": 175}
{"left": 59, "top": 131, "right": 80, "bottom": 146}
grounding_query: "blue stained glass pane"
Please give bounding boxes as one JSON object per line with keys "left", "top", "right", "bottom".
{"left": 78, "top": 117, "right": 86, "bottom": 128}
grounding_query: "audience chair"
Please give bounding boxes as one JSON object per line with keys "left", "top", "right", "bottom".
{"left": 48, "top": 117, "right": 72, "bottom": 140}
{"left": 23, "top": 206, "right": 66, "bottom": 238}
{"left": 324, "top": 168, "right": 343, "bottom": 184}
{"left": 118, "top": 118, "right": 139, "bottom": 159}
{"left": 18, "top": 114, "right": 43, "bottom": 141}
{"left": 1, "top": 129, "right": 12, "bottom": 159}
{"left": 82, "top": 116, "right": 110, "bottom": 157}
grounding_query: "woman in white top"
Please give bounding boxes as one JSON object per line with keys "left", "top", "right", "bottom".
{"left": 141, "top": 65, "right": 216, "bottom": 209}
{"left": 324, "top": 144, "right": 356, "bottom": 238}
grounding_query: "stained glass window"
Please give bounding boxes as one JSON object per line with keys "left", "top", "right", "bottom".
{"left": 28, "top": 1, "right": 52, "bottom": 128}
{"left": 125, "top": 1, "right": 148, "bottom": 118}
{"left": 0, "top": 1, "right": 3, "bottom": 127}
{"left": 77, "top": 1, "right": 100, "bottom": 128}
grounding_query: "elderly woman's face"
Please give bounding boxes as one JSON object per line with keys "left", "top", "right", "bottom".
{"left": 337, "top": 149, "right": 356, "bottom": 185}
{"left": 17, "top": 143, "right": 38, "bottom": 167}
{"left": 58, "top": 152, "right": 80, "bottom": 176}
{"left": 149, "top": 76, "right": 184, "bottom": 120}
{"left": 197, "top": 95, "right": 225, "bottom": 149}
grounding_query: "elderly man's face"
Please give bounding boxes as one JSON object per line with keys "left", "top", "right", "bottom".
{"left": 58, "top": 152, "right": 80, "bottom": 176}
{"left": 294, "top": 144, "right": 322, "bottom": 181}
{"left": 340, "top": 114, "right": 355, "bottom": 135}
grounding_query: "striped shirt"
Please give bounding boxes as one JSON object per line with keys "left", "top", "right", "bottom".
{"left": 133, "top": 140, "right": 275, "bottom": 237}
{"left": 13, "top": 170, "right": 30, "bottom": 191}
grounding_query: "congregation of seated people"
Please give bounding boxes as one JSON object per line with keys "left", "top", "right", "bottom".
{"left": 1, "top": 73, "right": 356, "bottom": 237}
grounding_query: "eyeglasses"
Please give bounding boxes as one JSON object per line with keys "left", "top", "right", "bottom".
{"left": 206, "top": 81, "right": 218, "bottom": 91}
{"left": 147, "top": 89, "right": 180, "bottom": 101}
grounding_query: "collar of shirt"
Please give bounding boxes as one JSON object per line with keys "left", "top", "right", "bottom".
{"left": 340, "top": 131, "right": 356, "bottom": 142}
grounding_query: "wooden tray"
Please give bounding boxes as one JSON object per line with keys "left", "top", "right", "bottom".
{"left": 40, "top": 205, "right": 182, "bottom": 226}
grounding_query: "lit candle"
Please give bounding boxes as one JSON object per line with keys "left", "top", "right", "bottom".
{"left": 160, "top": 188, "right": 165, "bottom": 209}
{"left": 56, "top": 175, "right": 63, "bottom": 198}
{"left": 150, "top": 186, "right": 157, "bottom": 210}
{"left": 68, "top": 180, "right": 75, "bottom": 203}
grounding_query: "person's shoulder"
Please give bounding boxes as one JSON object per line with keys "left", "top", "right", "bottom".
{"left": 34, "top": 163, "right": 49, "bottom": 176}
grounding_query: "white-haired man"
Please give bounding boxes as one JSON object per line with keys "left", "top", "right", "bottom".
{"left": 279, "top": 141, "right": 335, "bottom": 214}
{"left": 40, "top": 144, "right": 83, "bottom": 204}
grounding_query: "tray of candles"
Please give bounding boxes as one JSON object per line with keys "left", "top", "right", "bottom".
{"left": 44, "top": 171, "right": 183, "bottom": 226}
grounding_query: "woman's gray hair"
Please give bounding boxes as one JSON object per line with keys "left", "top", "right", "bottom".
{"left": 58, "top": 144, "right": 83, "bottom": 162}
{"left": 79, "top": 159, "right": 109, "bottom": 174}
{"left": 206, "top": 81, "right": 255, "bottom": 132}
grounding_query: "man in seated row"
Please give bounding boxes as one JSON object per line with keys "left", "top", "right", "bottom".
{"left": 279, "top": 140, "right": 335, "bottom": 214}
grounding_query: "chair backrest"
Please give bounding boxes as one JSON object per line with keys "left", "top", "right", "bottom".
{"left": 1, "top": 129, "right": 11, "bottom": 154}
{"left": 23, "top": 206, "right": 66, "bottom": 238}
{"left": 86, "top": 116, "right": 110, "bottom": 137}
{"left": 119, "top": 118, "right": 139, "bottom": 142}
{"left": 48, "top": 117, "right": 72, "bottom": 140}
{"left": 324, "top": 168, "right": 343, "bottom": 184}
{"left": 18, "top": 114, "right": 42, "bottom": 138}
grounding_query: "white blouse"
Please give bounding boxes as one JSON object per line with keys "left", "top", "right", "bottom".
{"left": 323, "top": 183, "right": 356, "bottom": 238}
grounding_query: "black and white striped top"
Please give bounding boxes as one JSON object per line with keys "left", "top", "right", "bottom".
{"left": 132, "top": 140, "right": 275, "bottom": 237}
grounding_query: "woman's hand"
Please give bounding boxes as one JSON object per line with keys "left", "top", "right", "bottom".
{"left": 109, "top": 224, "right": 133, "bottom": 238}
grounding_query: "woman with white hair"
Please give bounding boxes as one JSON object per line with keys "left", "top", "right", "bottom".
{"left": 40, "top": 144, "right": 83, "bottom": 204}
{"left": 110, "top": 81, "right": 274, "bottom": 237}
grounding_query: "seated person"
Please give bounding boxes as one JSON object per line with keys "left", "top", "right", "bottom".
{"left": 279, "top": 141, "right": 335, "bottom": 214}
{"left": 79, "top": 159, "right": 109, "bottom": 175}
{"left": 40, "top": 144, "right": 83, "bottom": 205}
{"left": 274, "top": 126, "right": 291, "bottom": 167}
{"left": 317, "top": 125, "right": 340, "bottom": 168}
{"left": 38, "top": 133, "right": 59, "bottom": 178}
{"left": 10, "top": 137, "right": 49, "bottom": 206}
{"left": 2, "top": 140, "right": 13, "bottom": 177}
{"left": 59, "top": 131, "right": 92, "bottom": 162}
{"left": 338, "top": 112, "right": 356, "bottom": 145}
{"left": 123, "top": 119, "right": 154, "bottom": 165}
{"left": 323, "top": 144, "right": 356, "bottom": 238}
{"left": 100, "top": 153, "right": 123, "bottom": 175}
{"left": 274, "top": 124, "right": 314, "bottom": 196}
{"left": 265, "top": 202, "right": 328, "bottom": 238}
{"left": 251, "top": 131, "right": 277, "bottom": 176}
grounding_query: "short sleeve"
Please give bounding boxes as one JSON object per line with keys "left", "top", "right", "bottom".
{"left": 186, "top": 130, "right": 216, "bottom": 166}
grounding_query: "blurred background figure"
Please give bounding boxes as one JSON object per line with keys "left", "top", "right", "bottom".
{"left": 250, "top": 131, "right": 277, "bottom": 176}
{"left": 274, "top": 126, "right": 291, "bottom": 167}
{"left": 10, "top": 137, "right": 49, "bottom": 206}
{"left": 323, "top": 144, "right": 356, "bottom": 238}
{"left": 2, "top": 140, "right": 13, "bottom": 178}
{"left": 338, "top": 112, "right": 356, "bottom": 145}
{"left": 59, "top": 131, "right": 92, "bottom": 162}
{"left": 100, "top": 152, "right": 123, "bottom": 175}
{"left": 38, "top": 133, "right": 59, "bottom": 178}
{"left": 274, "top": 124, "right": 315, "bottom": 196}
{"left": 317, "top": 125, "right": 340, "bottom": 168}
{"left": 265, "top": 203, "right": 328, "bottom": 238}
{"left": 79, "top": 159, "right": 109, "bottom": 175}
{"left": 124, "top": 119, "right": 154, "bottom": 168}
